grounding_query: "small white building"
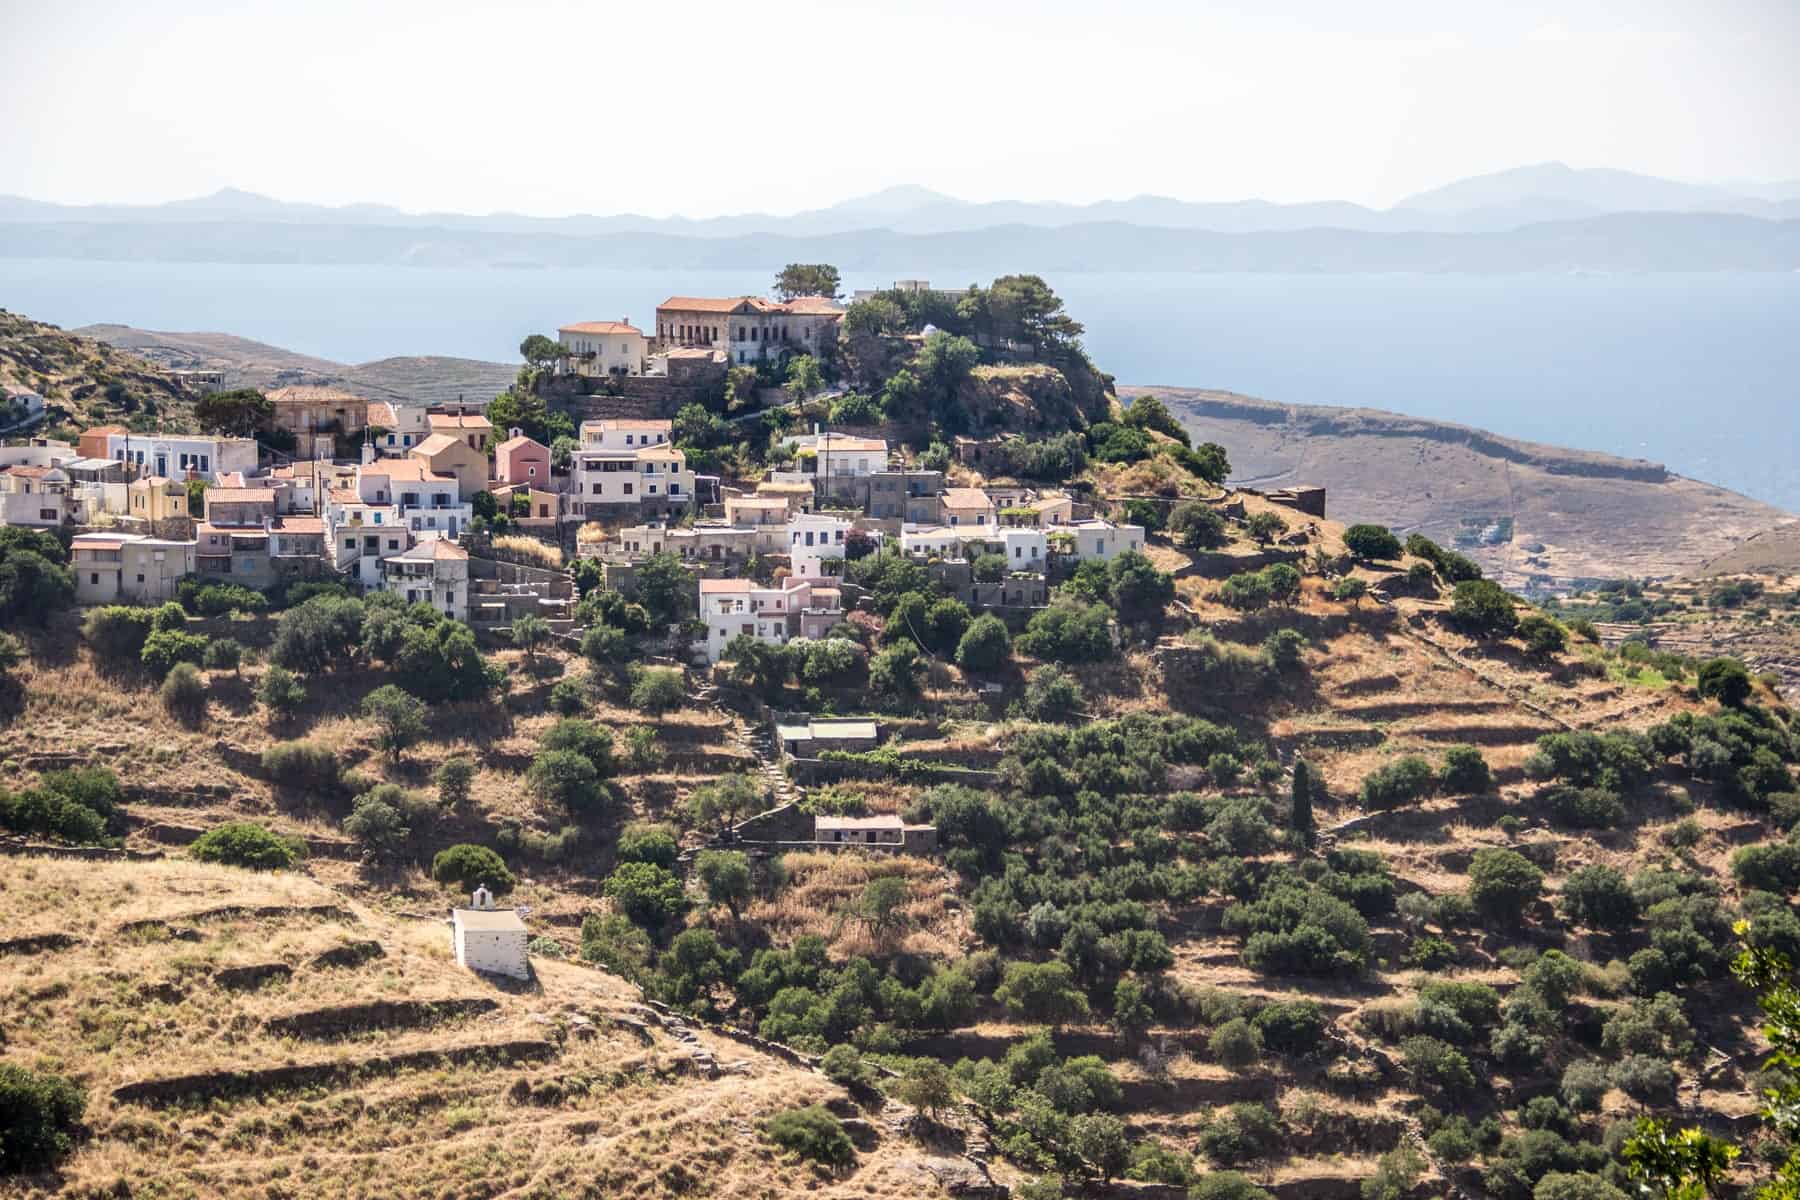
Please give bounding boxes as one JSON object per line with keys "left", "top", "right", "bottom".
{"left": 785, "top": 512, "right": 855, "bottom": 579}
{"left": 558, "top": 320, "right": 648, "bottom": 377}
{"left": 450, "top": 886, "right": 529, "bottom": 980}
{"left": 1000, "top": 527, "right": 1047, "bottom": 569}
{"left": 1062, "top": 519, "right": 1146, "bottom": 562}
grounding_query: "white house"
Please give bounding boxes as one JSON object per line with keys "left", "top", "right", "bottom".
{"left": 699, "top": 577, "right": 842, "bottom": 663}
{"left": 355, "top": 459, "right": 470, "bottom": 538}
{"left": 95, "top": 431, "right": 259, "bottom": 482}
{"left": 1000, "top": 527, "right": 1047, "bottom": 570}
{"left": 785, "top": 512, "right": 855, "bottom": 579}
{"left": 783, "top": 431, "right": 887, "bottom": 479}
{"left": 900, "top": 525, "right": 967, "bottom": 559}
{"left": 379, "top": 537, "right": 470, "bottom": 621}
{"left": 369, "top": 401, "right": 432, "bottom": 456}
{"left": 941, "top": 487, "right": 996, "bottom": 529}
{"left": 558, "top": 320, "right": 647, "bottom": 377}
{"left": 1062, "top": 519, "right": 1146, "bottom": 562}
{"left": 450, "top": 886, "right": 529, "bottom": 980}
{"left": 570, "top": 419, "right": 695, "bottom": 515}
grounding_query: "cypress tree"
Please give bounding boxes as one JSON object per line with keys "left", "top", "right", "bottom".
{"left": 1291, "top": 759, "right": 1315, "bottom": 849}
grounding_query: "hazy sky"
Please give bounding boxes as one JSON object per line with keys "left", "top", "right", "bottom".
{"left": 4, "top": 0, "right": 1797, "bottom": 217}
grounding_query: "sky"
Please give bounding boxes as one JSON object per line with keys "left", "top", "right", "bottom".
{"left": 3, "top": 0, "right": 1797, "bottom": 218}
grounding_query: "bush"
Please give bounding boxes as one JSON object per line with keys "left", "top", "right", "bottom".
{"left": 956, "top": 614, "right": 1012, "bottom": 673}
{"left": 1468, "top": 848, "right": 1544, "bottom": 921}
{"left": 1560, "top": 1060, "right": 1611, "bottom": 1112}
{"left": 1251, "top": 1000, "right": 1328, "bottom": 1056}
{"left": 362, "top": 684, "right": 428, "bottom": 761}
{"left": 1450, "top": 579, "right": 1519, "bottom": 636}
{"left": 435, "top": 755, "right": 476, "bottom": 809}
{"left": 1560, "top": 865, "right": 1638, "bottom": 931}
{"left": 150, "top": 601, "right": 187, "bottom": 633}
{"left": 764, "top": 1105, "right": 855, "bottom": 1168}
{"left": 159, "top": 662, "right": 207, "bottom": 722}
{"left": 431, "top": 844, "right": 516, "bottom": 895}
{"left": 1401, "top": 1035, "right": 1476, "bottom": 1095}
{"left": 1360, "top": 755, "right": 1437, "bottom": 809}
{"left": 141, "top": 629, "right": 209, "bottom": 678}
{"left": 343, "top": 785, "right": 412, "bottom": 860}
{"left": 262, "top": 740, "right": 340, "bottom": 791}
{"left": 1344, "top": 524, "right": 1402, "bottom": 561}
{"left": 81, "top": 604, "right": 154, "bottom": 662}
{"left": 540, "top": 717, "right": 616, "bottom": 776}
{"left": 1441, "top": 746, "right": 1493, "bottom": 794}
{"left": 549, "top": 679, "right": 587, "bottom": 715}
{"left": 1190, "top": 1171, "right": 1275, "bottom": 1200}
{"left": 617, "top": 821, "right": 680, "bottom": 869}
{"left": 1610, "top": 1054, "right": 1676, "bottom": 1102}
{"left": 527, "top": 748, "right": 602, "bottom": 816}
{"left": 1542, "top": 785, "right": 1625, "bottom": 830}
{"left": 1017, "top": 601, "right": 1114, "bottom": 664}
{"left": 202, "top": 638, "right": 243, "bottom": 671}
{"left": 1519, "top": 615, "right": 1568, "bottom": 657}
{"left": 1262, "top": 628, "right": 1308, "bottom": 673}
{"left": 1170, "top": 502, "right": 1227, "bottom": 550}
{"left": 629, "top": 667, "right": 685, "bottom": 714}
{"left": 190, "top": 822, "right": 304, "bottom": 869}
{"left": 1208, "top": 1017, "right": 1262, "bottom": 1071}
{"left": 257, "top": 665, "right": 307, "bottom": 718}
{"left": 1020, "top": 665, "right": 1084, "bottom": 722}
{"left": 605, "top": 861, "right": 688, "bottom": 932}
{"left": 1732, "top": 841, "right": 1800, "bottom": 894}
{"left": 579, "top": 912, "right": 652, "bottom": 979}
{"left": 0, "top": 1064, "right": 86, "bottom": 1173}
{"left": 1199, "top": 1102, "right": 1283, "bottom": 1166}
{"left": 1696, "top": 657, "right": 1752, "bottom": 707}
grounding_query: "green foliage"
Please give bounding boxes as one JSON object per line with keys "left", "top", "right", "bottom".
{"left": 141, "top": 628, "right": 208, "bottom": 678}
{"left": 1017, "top": 601, "right": 1113, "bottom": 664}
{"left": 194, "top": 387, "right": 271, "bottom": 435}
{"left": 261, "top": 740, "right": 339, "bottom": 790}
{"left": 1343, "top": 524, "right": 1402, "bottom": 561}
{"left": 527, "top": 748, "right": 602, "bottom": 816}
{"left": 617, "top": 821, "right": 680, "bottom": 869}
{"left": 1019, "top": 665, "right": 1085, "bottom": 721}
{"left": 696, "top": 850, "right": 753, "bottom": 919}
{"left": 685, "top": 772, "right": 764, "bottom": 832}
{"left": 1468, "top": 848, "right": 1545, "bottom": 922}
{"left": 1250, "top": 1000, "right": 1329, "bottom": 1056}
{"left": 579, "top": 912, "right": 652, "bottom": 979}
{"left": 1450, "top": 579, "right": 1519, "bottom": 636}
{"left": 1198, "top": 1102, "right": 1283, "bottom": 1166}
{"left": 1440, "top": 745, "right": 1493, "bottom": 794}
{"left": 257, "top": 664, "right": 307, "bottom": 719}
{"left": 1560, "top": 865, "right": 1639, "bottom": 931}
{"left": 1360, "top": 755, "right": 1437, "bottom": 809}
{"left": 634, "top": 551, "right": 694, "bottom": 625}
{"left": 190, "top": 821, "right": 303, "bottom": 870}
{"left": 629, "top": 666, "right": 686, "bottom": 714}
{"left": 1332, "top": 576, "right": 1369, "bottom": 607}
{"left": 1697, "top": 657, "right": 1753, "bottom": 707}
{"left": 431, "top": 844, "right": 515, "bottom": 895}
{"left": 605, "top": 861, "right": 688, "bottom": 933}
{"left": 270, "top": 595, "right": 365, "bottom": 673}
{"left": 202, "top": 637, "right": 243, "bottom": 671}
{"left": 1189, "top": 1173, "right": 1275, "bottom": 1200}
{"left": 361, "top": 684, "right": 427, "bottom": 760}
{"left": 1243, "top": 511, "right": 1287, "bottom": 545}
{"left": 1290, "top": 759, "right": 1316, "bottom": 847}
{"left": 996, "top": 960, "right": 1090, "bottom": 1026}
{"left": 1170, "top": 501, "right": 1228, "bottom": 549}
{"left": 774, "top": 263, "right": 841, "bottom": 300}
{"left": 342, "top": 784, "right": 413, "bottom": 860}
{"left": 764, "top": 1105, "right": 855, "bottom": 1168}
{"left": 868, "top": 641, "right": 924, "bottom": 708}
{"left": 0, "top": 1064, "right": 87, "bottom": 1173}
{"left": 159, "top": 662, "right": 207, "bottom": 722}
{"left": 1519, "top": 614, "right": 1568, "bottom": 657}
{"left": 540, "top": 717, "right": 615, "bottom": 776}
{"left": 82, "top": 605, "right": 155, "bottom": 663}
{"left": 0, "top": 541, "right": 74, "bottom": 626}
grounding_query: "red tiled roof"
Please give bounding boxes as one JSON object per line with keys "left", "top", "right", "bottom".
{"left": 559, "top": 321, "right": 642, "bottom": 335}
{"left": 205, "top": 488, "right": 275, "bottom": 504}
{"left": 658, "top": 296, "right": 766, "bottom": 314}
{"left": 781, "top": 295, "right": 846, "bottom": 315}
{"left": 428, "top": 414, "right": 492, "bottom": 431}
{"left": 82, "top": 424, "right": 129, "bottom": 436}
{"left": 274, "top": 516, "right": 324, "bottom": 534}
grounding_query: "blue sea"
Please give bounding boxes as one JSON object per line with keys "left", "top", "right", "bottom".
{"left": 1, "top": 260, "right": 1794, "bottom": 511}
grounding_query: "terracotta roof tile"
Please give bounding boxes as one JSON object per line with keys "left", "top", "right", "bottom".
{"left": 559, "top": 321, "right": 642, "bottom": 335}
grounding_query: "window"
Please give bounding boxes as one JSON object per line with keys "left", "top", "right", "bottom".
{"left": 623, "top": 483, "right": 633, "bottom": 496}
{"left": 591, "top": 483, "right": 602, "bottom": 495}
{"left": 90, "top": 573, "right": 99, "bottom": 584}
{"left": 199, "top": 455, "right": 209, "bottom": 472}
{"left": 137, "top": 574, "right": 145, "bottom": 583}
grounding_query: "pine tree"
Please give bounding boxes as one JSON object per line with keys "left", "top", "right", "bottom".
{"left": 1291, "top": 759, "right": 1316, "bottom": 849}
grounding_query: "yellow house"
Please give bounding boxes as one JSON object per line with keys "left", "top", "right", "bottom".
{"left": 411, "top": 434, "right": 488, "bottom": 501}
{"left": 127, "top": 475, "right": 189, "bottom": 521}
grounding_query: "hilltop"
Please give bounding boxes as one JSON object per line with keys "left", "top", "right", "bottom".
{"left": 76, "top": 323, "right": 518, "bottom": 408}
{"left": 0, "top": 310, "right": 194, "bottom": 434}
{"left": 1692, "top": 520, "right": 1800, "bottom": 578}
{"left": 1141, "top": 386, "right": 1789, "bottom": 589}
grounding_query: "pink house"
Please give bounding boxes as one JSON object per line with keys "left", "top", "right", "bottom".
{"left": 494, "top": 429, "right": 550, "bottom": 487}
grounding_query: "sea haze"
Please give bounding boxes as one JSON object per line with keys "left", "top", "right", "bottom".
{"left": 1, "top": 259, "right": 1794, "bottom": 512}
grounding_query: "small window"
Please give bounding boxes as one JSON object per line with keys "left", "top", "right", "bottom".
{"left": 90, "top": 572, "right": 99, "bottom": 584}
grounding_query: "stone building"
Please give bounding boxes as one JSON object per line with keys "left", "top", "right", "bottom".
{"left": 266, "top": 386, "right": 370, "bottom": 459}
{"left": 654, "top": 295, "right": 844, "bottom": 366}
{"left": 450, "top": 886, "right": 529, "bottom": 980}
{"left": 71, "top": 532, "right": 196, "bottom": 604}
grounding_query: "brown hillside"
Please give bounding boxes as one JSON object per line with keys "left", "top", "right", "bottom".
{"left": 1137, "top": 385, "right": 1790, "bottom": 589}
{"left": 0, "top": 310, "right": 195, "bottom": 434}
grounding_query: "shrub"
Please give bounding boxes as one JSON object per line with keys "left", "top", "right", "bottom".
{"left": 435, "top": 755, "right": 476, "bottom": 810}
{"left": 868, "top": 641, "right": 924, "bottom": 707}
{"left": 1344, "top": 524, "right": 1402, "bottom": 561}
{"left": 540, "top": 717, "right": 616, "bottom": 776}
{"left": 1450, "top": 579, "right": 1519, "bottom": 636}
{"left": 617, "top": 822, "right": 680, "bottom": 869}
{"left": 1362, "top": 1145, "right": 1426, "bottom": 1200}
{"left": 764, "top": 1105, "right": 854, "bottom": 1168}
{"left": 1189, "top": 1171, "right": 1275, "bottom": 1200}
{"left": 1017, "top": 601, "right": 1113, "bottom": 664}
{"left": 1560, "top": 1060, "right": 1611, "bottom": 1112}
{"left": 549, "top": 679, "right": 587, "bottom": 715}
{"left": 995, "top": 960, "right": 1090, "bottom": 1026}
{"left": 1360, "top": 755, "right": 1437, "bottom": 809}
{"left": 202, "top": 638, "right": 243, "bottom": 671}
{"left": 150, "top": 601, "right": 187, "bottom": 632}
{"left": 1733, "top": 842, "right": 1800, "bottom": 894}
{"left": 141, "top": 629, "right": 209, "bottom": 678}
{"left": 605, "top": 861, "right": 688, "bottom": 932}
{"left": 696, "top": 849, "right": 753, "bottom": 919}
{"left": 527, "top": 748, "right": 602, "bottom": 816}
{"left": 1610, "top": 1054, "right": 1676, "bottom": 1102}
{"left": 190, "top": 822, "right": 303, "bottom": 869}
{"left": 629, "top": 667, "right": 685, "bottom": 714}
{"left": 1020, "top": 665, "right": 1084, "bottom": 721}
{"left": 579, "top": 912, "right": 652, "bottom": 979}
{"left": 257, "top": 665, "right": 307, "bottom": 718}
{"left": 1696, "top": 657, "right": 1752, "bottom": 707}
{"left": 1441, "top": 746, "right": 1493, "bottom": 794}
{"left": 1468, "top": 847, "right": 1544, "bottom": 921}
{"left": 159, "top": 662, "right": 207, "bottom": 722}
{"left": 362, "top": 684, "right": 428, "bottom": 761}
{"left": 343, "top": 785, "right": 412, "bottom": 860}
{"left": 1199, "top": 1102, "right": 1283, "bottom": 1166}
{"left": 956, "top": 614, "right": 1012, "bottom": 673}
{"left": 262, "top": 740, "right": 339, "bottom": 791}
{"left": 1533, "top": 1173, "right": 1629, "bottom": 1200}
{"left": 1519, "top": 615, "right": 1568, "bottom": 657}
{"left": 1243, "top": 511, "right": 1287, "bottom": 545}
{"left": 0, "top": 1064, "right": 86, "bottom": 1173}
{"left": 1401, "top": 1035, "right": 1477, "bottom": 1095}
{"left": 1170, "top": 502, "right": 1227, "bottom": 550}
{"left": 1560, "top": 865, "right": 1638, "bottom": 932}
{"left": 820, "top": 1044, "right": 873, "bottom": 1086}
{"left": 1128, "top": 1140, "right": 1198, "bottom": 1185}
{"left": 431, "top": 844, "right": 516, "bottom": 895}
{"left": 1262, "top": 628, "right": 1308, "bottom": 673}
{"left": 1251, "top": 1000, "right": 1328, "bottom": 1056}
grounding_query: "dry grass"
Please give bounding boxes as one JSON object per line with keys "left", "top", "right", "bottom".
{"left": 491, "top": 534, "right": 564, "bottom": 568}
{"left": 749, "top": 852, "right": 965, "bottom": 960}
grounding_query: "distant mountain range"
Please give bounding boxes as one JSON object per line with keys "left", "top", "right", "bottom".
{"left": 2, "top": 163, "right": 1797, "bottom": 271}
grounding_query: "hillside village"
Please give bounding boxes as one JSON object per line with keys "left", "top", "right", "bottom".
{"left": 2, "top": 273, "right": 1800, "bottom": 1200}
